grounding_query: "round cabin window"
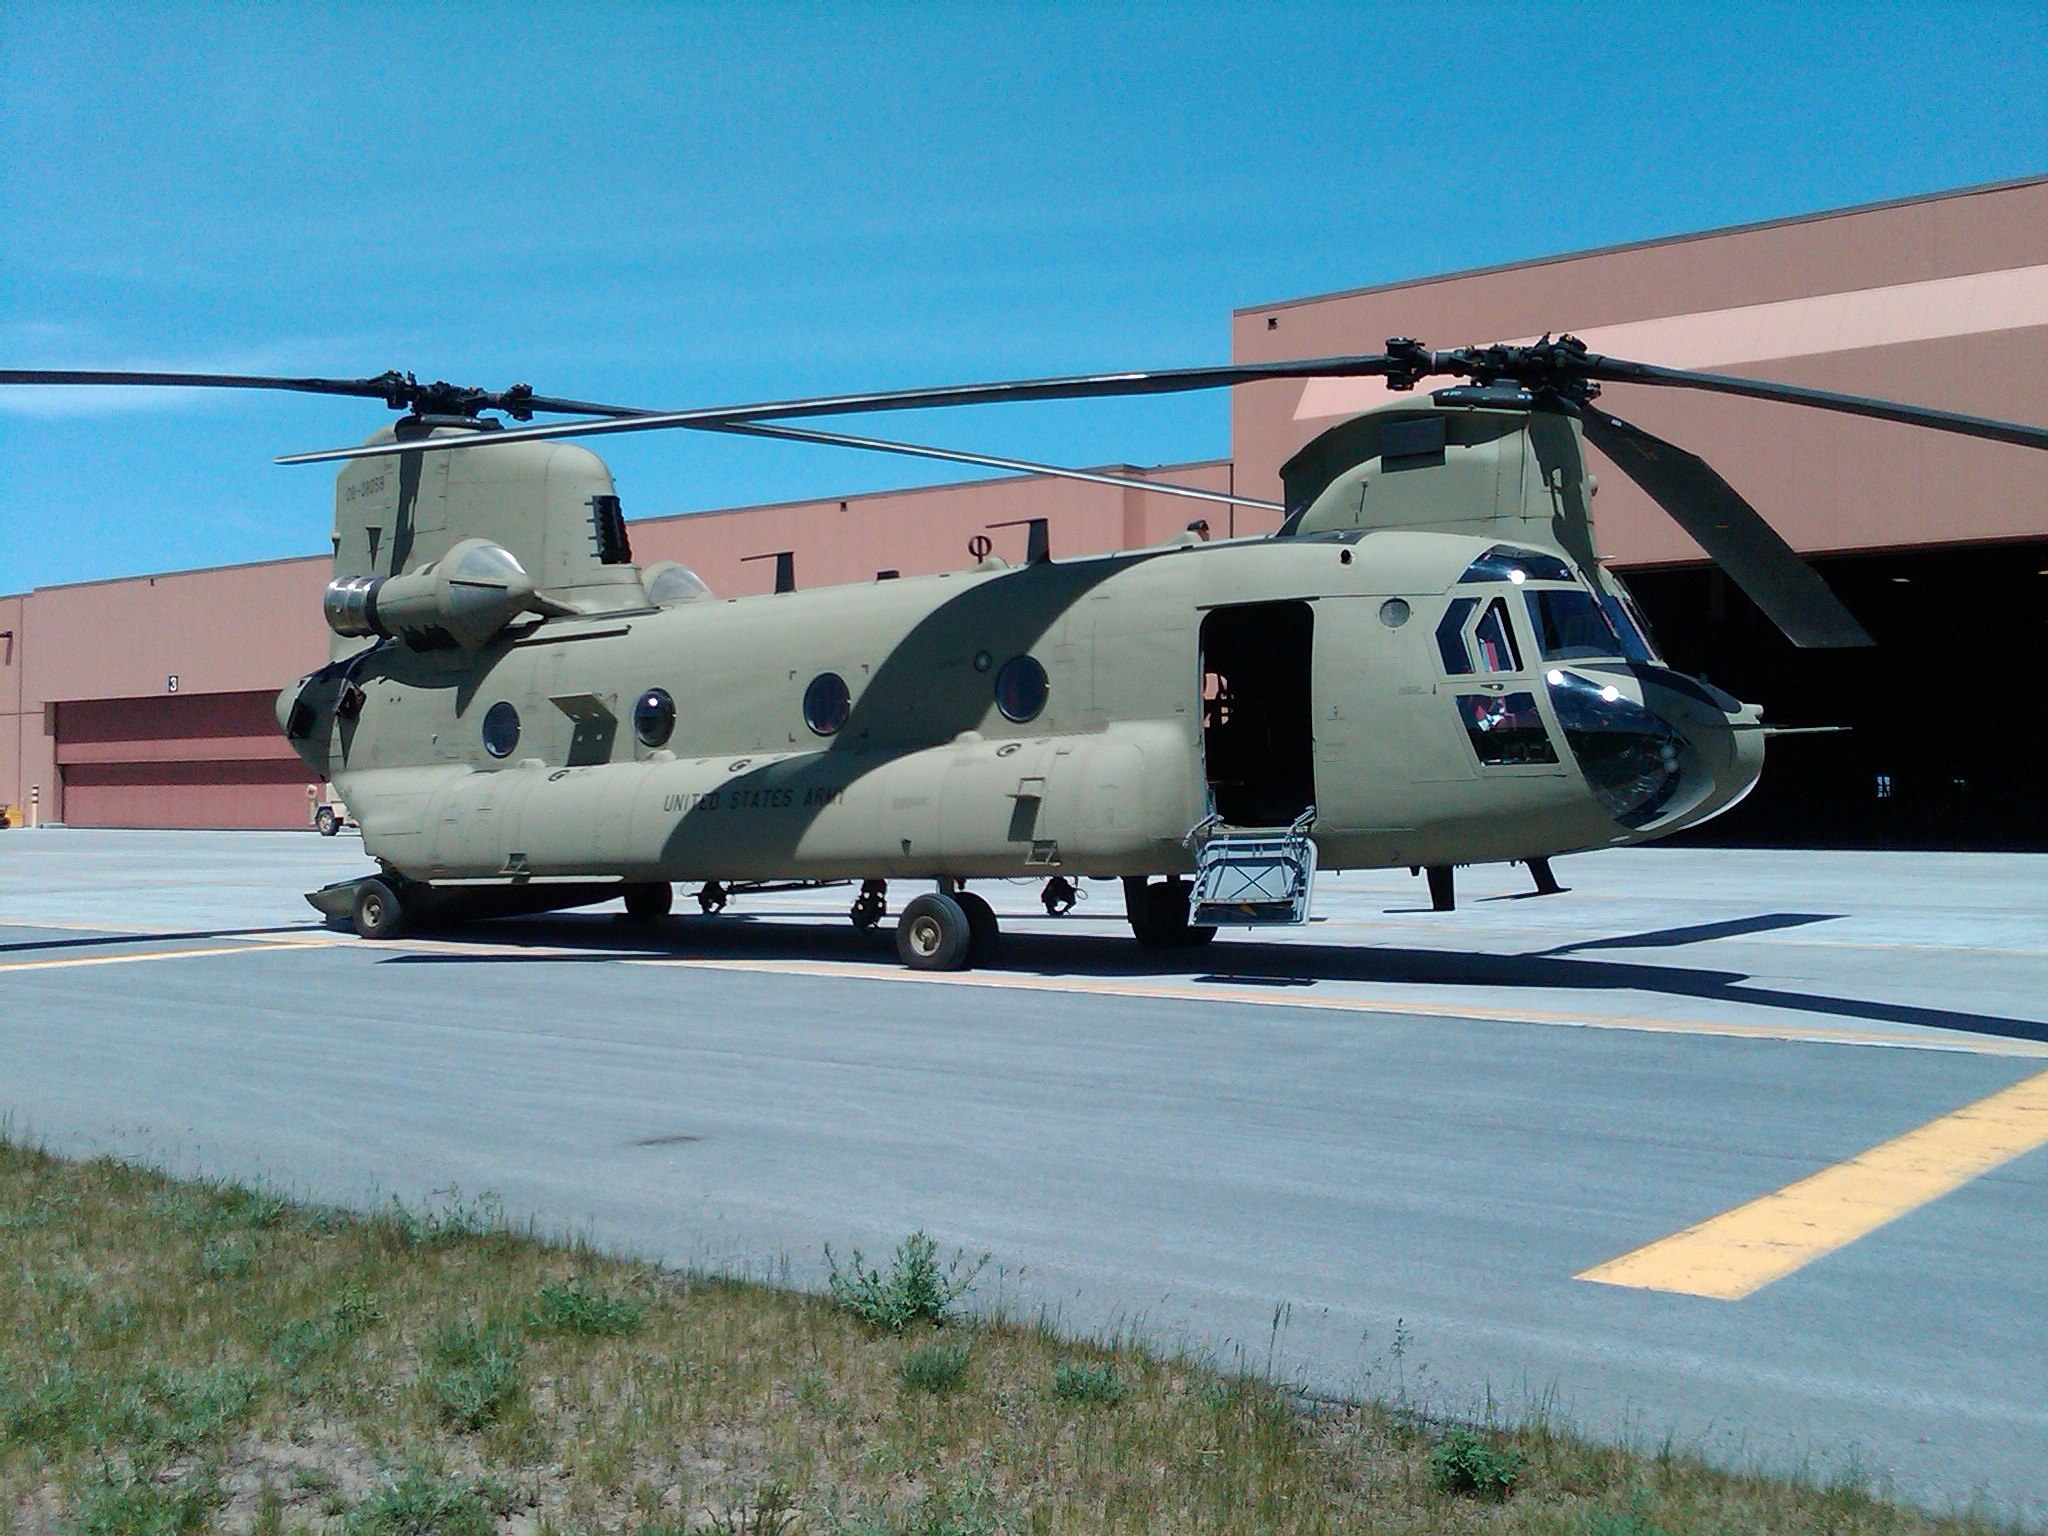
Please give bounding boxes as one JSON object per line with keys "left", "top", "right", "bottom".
{"left": 803, "top": 672, "right": 851, "bottom": 736}
{"left": 994, "top": 655, "right": 1048, "bottom": 723}
{"left": 481, "top": 701, "right": 520, "bottom": 758}
{"left": 1379, "top": 598, "right": 1411, "bottom": 628}
{"left": 633, "top": 687, "right": 676, "bottom": 748}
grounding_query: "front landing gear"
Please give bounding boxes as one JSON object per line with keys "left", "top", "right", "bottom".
{"left": 894, "top": 884, "right": 999, "bottom": 970}
{"left": 850, "top": 879, "right": 889, "bottom": 931}
{"left": 1124, "top": 876, "right": 1216, "bottom": 950}
{"left": 697, "top": 881, "right": 729, "bottom": 915}
{"left": 622, "top": 882, "right": 673, "bottom": 921}
{"left": 896, "top": 892, "right": 971, "bottom": 970}
{"left": 1041, "top": 875, "right": 1078, "bottom": 915}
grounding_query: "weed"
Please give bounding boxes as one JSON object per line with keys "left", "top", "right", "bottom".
{"left": 199, "top": 1237, "right": 257, "bottom": 1279}
{"left": 898, "top": 1341, "right": 970, "bottom": 1394}
{"left": 531, "top": 1277, "right": 647, "bottom": 1337}
{"left": 825, "top": 1231, "right": 986, "bottom": 1333}
{"left": 698, "top": 1479, "right": 801, "bottom": 1535}
{"left": 1429, "top": 1424, "right": 1525, "bottom": 1500}
{"left": 423, "top": 1317, "right": 524, "bottom": 1432}
{"left": 344, "top": 1466, "right": 494, "bottom": 1536}
{"left": 1050, "top": 1360, "right": 1123, "bottom": 1406}
{"left": 381, "top": 1186, "right": 505, "bottom": 1249}
{"left": 273, "top": 1289, "right": 381, "bottom": 1376}
{"left": 1583, "top": 1509, "right": 1676, "bottom": 1536}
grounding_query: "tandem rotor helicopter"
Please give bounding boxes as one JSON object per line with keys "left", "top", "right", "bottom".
{"left": 11, "top": 340, "right": 2047, "bottom": 968}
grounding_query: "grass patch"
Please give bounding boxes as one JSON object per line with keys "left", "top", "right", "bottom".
{"left": 532, "top": 1277, "right": 647, "bottom": 1337}
{"left": 1050, "top": 1359, "right": 1124, "bottom": 1406}
{"left": 898, "top": 1341, "right": 970, "bottom": 1395}
{"left": 0, "top": 1137, "right": 2027, "bottom": 1535}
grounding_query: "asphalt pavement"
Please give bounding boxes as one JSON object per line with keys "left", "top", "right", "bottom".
{"left": 2, "top": 829, "right": 2043, "bottom": 1520}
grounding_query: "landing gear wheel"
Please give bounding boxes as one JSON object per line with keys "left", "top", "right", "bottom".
{"left": 953, "top": 889, "right": 1000, "bottom": 966}
{"left": 1124, "top": 876, "right": 1217, "bottom": 951}
{"left": 622, "top": 882, "right": 673, "bottom": 921}
{"left": 351, "top": 876, "right": 405, "bottom": 940}
{"left": 697, "top": 881, "right": 729, "bottom": 915}
{"left": 1041, "top": 875, "right": 1077, "bottom": 916}
{"left": 895, "top": 892, "right": 973, "bottom": 971}
{"left": 314, "top": 805, "right": 339, "bottom": 837}
{"left": 850, "top": 879, "right": 888, "bottom": 932}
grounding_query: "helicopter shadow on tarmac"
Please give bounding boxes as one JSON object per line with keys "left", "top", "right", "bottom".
{"left": 377, "top": 907, "right": 2048, "bottom": 1049}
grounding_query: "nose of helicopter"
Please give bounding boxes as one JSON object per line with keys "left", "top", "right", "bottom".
{"left": 1542, "top": 664, "right": 1762, "bottom": 835}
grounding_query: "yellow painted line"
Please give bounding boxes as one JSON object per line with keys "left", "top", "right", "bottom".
{"left": 0, "top": 937, "right": 349, "bottom": 974}
{"left": 1579, "top": 1066, "right": 2048, "bottom": 1299}
{"left": 624, "top": 955, "right": 2048, "bottom": 1059}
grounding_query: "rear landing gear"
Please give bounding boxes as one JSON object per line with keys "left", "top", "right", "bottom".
{"left": 1124, "top": 876, "right": 1217, "bottom": 950}
{"left": 351, "top": 876, "right": 405, "bottom": 940}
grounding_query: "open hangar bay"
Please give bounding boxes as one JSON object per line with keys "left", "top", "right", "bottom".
{"left": 2, "top": 830, "right": 2044, "bottom": 1520}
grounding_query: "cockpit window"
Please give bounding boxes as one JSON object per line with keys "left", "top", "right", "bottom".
{"left": 1460, "top": 545, "right": 1575, "bottom": 584}
{"left": 1436, "top": 597, "right": 1478, "bottom": 675}
{"left": 1438, "top": 595, "right": 1525, "bottom": 675}
{"left": 1473, "top": 597, "right": 1522, "bottom": 672}
{"left": 1525, "top": 588, "right": 1624, "bottom": 660}
{"left": 1598, "top": 578, "right": 1662, "bottom": 663}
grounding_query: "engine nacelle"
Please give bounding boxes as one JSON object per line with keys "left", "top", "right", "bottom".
{"left": 325, "top": 538, "right": 537, "bottom": 649}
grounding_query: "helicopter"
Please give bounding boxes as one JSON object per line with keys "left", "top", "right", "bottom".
{"left": 10, "top": 338, "right": 2046, "bottom": 969}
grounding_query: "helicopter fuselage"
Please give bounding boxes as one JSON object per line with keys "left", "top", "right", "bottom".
{"left": 282, "top": 524, "right": 1764, "bottom": 889}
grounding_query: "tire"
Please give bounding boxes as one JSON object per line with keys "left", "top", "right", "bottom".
{"left": 1125, "top": 877, "right": 1217, "bottom": 950}
{"left": 314, "top": 806, "right": 338, "bottom": 836}
{"left": 953, "top": 890, "right": 1000, "bottom": 967}
{"left": 895, "top": 892, "right": 973, "bottom": 971}
{"left": 351, "top": 876, "right": 405, "bottom": 940}
{"left": 622, "top": 882, "right": 674, "bottom": 921}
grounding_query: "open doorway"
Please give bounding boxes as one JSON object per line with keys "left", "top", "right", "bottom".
{"left": 1200, "top": 600, "right": 1316, "bottom": 826}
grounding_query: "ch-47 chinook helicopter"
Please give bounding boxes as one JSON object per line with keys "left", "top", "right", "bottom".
{"left": 12, "top": 338, "right": 2048, "bottom": 968}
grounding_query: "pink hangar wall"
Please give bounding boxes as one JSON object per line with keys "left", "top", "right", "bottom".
{"left": 1229, "top": 175, "right": 2048, "bottom": 567}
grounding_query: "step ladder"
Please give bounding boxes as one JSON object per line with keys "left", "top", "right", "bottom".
{"left": 1187, "top": 806, "right": 1318, "bottom": 926}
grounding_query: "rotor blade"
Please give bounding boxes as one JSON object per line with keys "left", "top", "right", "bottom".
{"left": 1575, "top": 405, "right": 1874, "bottom": 649}
{"left": 275, "top": 353, "right": 1401, "bottom": 464}
{"left": 708, "top": 420, "right": 1282, "bottom": 511}
{"left": 1579, "top": 354, "right": 2048, "bottom": 453}
{"left": 0, "top": 368, "right": 416, "bottom": 401}
{"left": 0, "top": 368, "right": 656, "bottom": 421}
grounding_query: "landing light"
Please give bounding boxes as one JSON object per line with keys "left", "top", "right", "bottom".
{"left": 1546, "top": 669, "right": 1564, "bottom": 685}
{"left": 1600, "top": 686, "right": 1621, "bottom": 703}
{"left": 1509, "top": 569, "right": 1527, "bottom": 584}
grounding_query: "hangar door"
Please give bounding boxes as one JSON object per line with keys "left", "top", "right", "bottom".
{"left": 55, "top": 690, "right": 317, "bottom": 830}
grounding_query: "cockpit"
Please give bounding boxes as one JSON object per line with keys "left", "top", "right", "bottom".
{"left": 1434, "top": 544, "right": 1708, "bottom": 830}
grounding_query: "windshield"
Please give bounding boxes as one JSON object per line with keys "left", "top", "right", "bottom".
{"left": 1524, "top": 588, "right": 1624, "bottom": 660}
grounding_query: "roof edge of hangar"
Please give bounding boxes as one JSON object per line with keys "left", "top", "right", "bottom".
{"left": 1234, "top": 170, "right": 2048, "bottom": 319}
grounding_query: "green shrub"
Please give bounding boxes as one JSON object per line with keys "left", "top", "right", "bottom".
{"left": 825, "top": 1231, "right": 986, "bottom": 1333}
{"left": 1050, "top": 1360, "right": 1123, "bottom": 1406}
{"left": 1428, "top": 1425, "right": 1525, "bottom": 1500}
{"left": 344, "top": 1467, "right": 493, "bottom": 1536}
{"left": 532, "top": 1278, "right": 647, "bottom": 1337}
{"left": 899, "top": 1342, "right": 970, "bottom": 1394}
{"left": 423, "top": 1318, "right": 523, "bottom": 1432}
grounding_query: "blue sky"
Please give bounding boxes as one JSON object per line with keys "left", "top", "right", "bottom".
{"left": 3, "top": 2, "right": 2045, "bottom": 591}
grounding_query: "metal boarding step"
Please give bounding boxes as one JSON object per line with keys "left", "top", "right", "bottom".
{"left": 1187, "top": 806, "right": 1318, "bottom": 926}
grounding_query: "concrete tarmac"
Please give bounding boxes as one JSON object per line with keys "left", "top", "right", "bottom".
{"left": 2, "top": 830, "right": 2044, "bottom": 1520}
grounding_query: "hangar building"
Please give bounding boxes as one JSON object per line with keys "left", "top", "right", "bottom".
{"left": 4, "top": 176, "right": 2044, "bottom": 846}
